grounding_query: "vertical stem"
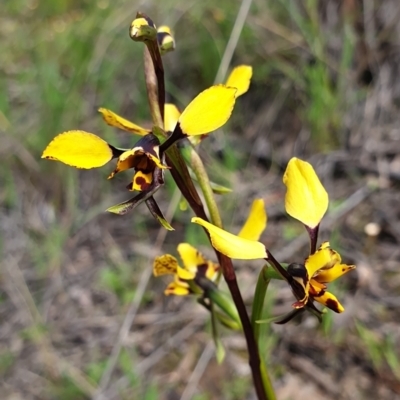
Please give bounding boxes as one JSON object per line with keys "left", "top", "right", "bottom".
{"left": 190, "top": 148, "right": 223, "bottom": 228}
{"left": 251, "top": 266, "right": 270, "bottom": 341}
{"left": 143, "top": 47, "right": 164, "bottom": 128}
{"left": 140, "top": 17, "right": 271, "bottom": 398}
{"left": 305, "top": 224, "right": 319, "bottom": 255}
{"left": 218, "top": 255, "right": 268, "bottom": 400}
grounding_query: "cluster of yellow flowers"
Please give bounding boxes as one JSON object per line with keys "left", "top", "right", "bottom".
{"left": 41, "top": 14, "right": 355, "bottom": 323}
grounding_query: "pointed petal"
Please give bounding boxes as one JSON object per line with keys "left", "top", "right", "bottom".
{"left": 274, "top": 309, "right": 304, "bottom": 324}
{"left": 106, "top": 177, "right": 161, "bottom": 215}
{"left": 98, "top": 108, "right": 150, "bottom": 135}
{"left": 153, "top": 254, "right": 179, "bottom": 276}
{"left": 313, "top": 290, "right": 345, "bottom": 313}
{"left": 42, "top": 131, "right": 114, "bottom": 169}
{"left": 316, "top": 263, "right": 356, "bottom": 283}
{"left": 225, "top": 65, "right": 252, "bottom": 97}
{"left": 108, "top": 149, "right": 138, "bottom": 178}
{"left": 164, "top": 281, "right": 190, "bottom": 296}
{"left": 178, "top": 85, "right": 237, "bottom": 136}
{"left": 305, "top": 245, "right": 339, "bottom": 279}
{"left": 177, "top": 243, "right": 206, "bottom": 273}
{"left": 283, "top": 158, "right": 329, "bottom": 228}
{"left": 164, "top": 103, "right": 180, "bottom": 132}
{"left": 191, "top": 217, "right": 267, "bottom": 260}
{"left": 238, "top": 199, "right": 267, "bottom": 241}
{"left": 145, "top": 197, "right": 174, "bottom": 231}
{"left": 177, "top": 265, "right": 195, "bottom": 280}
{"left": 205, "top": 261, "right": 219, "bottom": 280}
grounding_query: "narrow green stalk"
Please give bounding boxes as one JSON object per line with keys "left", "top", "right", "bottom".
{"left": 189, "top": 147, "right": 223, "bottom": 228}
{"left": 250, "top": 266, "right": 276, "bottom": 400}
{"left": 203, "top": 279, "right": 241, "bottom": 327}
{"left": 260, "top": 359, "right": 276, "bottom": 400}
{"left": 251, "top": 266, "right": 271, "bottom": 341}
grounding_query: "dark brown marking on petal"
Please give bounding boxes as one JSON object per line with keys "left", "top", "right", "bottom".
{"left": 109, "top": 144, "right": 124, "bottom": 158}
{"left": 326, "top": 298, "right": 340, "bottom": 313}
{"left": 135, "top": 176, "right": 151, "bottom": 191}
{"left": 195, "top": 263, "right": 209, "bottom": 278}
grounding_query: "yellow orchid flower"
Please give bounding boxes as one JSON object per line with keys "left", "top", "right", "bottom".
{"left": 163, "top": 65, "right": 252, "bottom": 144}
{"left": 42, "top": 82, "right": 238, "bottom": 222}
{"left": 153, "top": 243, "right": 219, "bottom": 296}
{"left": 191, "top": 159, "right": 356, "bottom": 318}
{"left": 191, "top": 199, "right": 268, "bottom": 260}
{"left": 287, "top": 242, "right": 355, "bottom": 313}
{"left": 155, "top": 199, "right": 266, "bottom": 295}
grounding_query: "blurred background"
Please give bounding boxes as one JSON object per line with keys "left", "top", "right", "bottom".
{"left": 1, "top": 0, "right": 400, "bottom": 399}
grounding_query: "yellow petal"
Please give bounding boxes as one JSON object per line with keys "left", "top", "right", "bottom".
{"left": 191, "top": 217, "right": 267, "bottom": 260}
{"left": 305, "top": 247, "right": 337, "bottom": 279}
{"left": 153, "top": 254, "right": 179, "bottom": 276}
{"left": 130, "top": 170, "right": 153, "bottom": 191}
{"left": 109, "top": 147, "right": 166, "bottom": 179}
{"left": 316, "top": 263, "right": 356, "bottom": 283}
{"left": 237, "top": 199, "right": 267, "bottom": 241}
{"left": 164, "top": 281, "right": 190, "bottom": 296}
{"left": 205, "top": 261, "right": 219, "bottom": 280}
{"left": 313, "top": 290, "right": 344, "bottom": 313}
{"left": 164, "top": 103, "right": 180, "bottom": 132}
{"left": 225, "top": 65, "right": 252, "bottom": 97}
{"left": 177, "top": 243, "right": 206, "bottom": 274}
{"left": 283, "top": 158, "right": 329, "bottom": 228}
{"left": 42, "top": 131, "right": 113, "bottom": 169}
{"left": 98, "top": 108, "right": 150, "bottom": 136}
{"left": 108, "top": 149, "right": 138, "bottom": 178}
{"left": 178, "top": 85, "right": 237, "bottom": 136}
{"left": 177, "top": 265, "right": 195, "bottom": 280}
{"left": 129, "top": 15, "right": 157, "bottom": 41}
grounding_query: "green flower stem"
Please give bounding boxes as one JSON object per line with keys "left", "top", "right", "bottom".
{"left": 189, "top": 146, "right": 223, "bottom": 228}
{"left": 260, "top": 359, "right": 276, "bottom": 400}
{"left": 250, "top": 266, "right": 276, "bottom": 400}
{"left": 251, "top": 266, "right": 271, "bottom": 342}
{"left": 210, "top": 301, "right": 226, "bottom": 363}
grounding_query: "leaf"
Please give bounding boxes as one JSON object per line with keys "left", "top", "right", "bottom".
{"left": 145, "top": 197, "right": 174, "bottom": 230}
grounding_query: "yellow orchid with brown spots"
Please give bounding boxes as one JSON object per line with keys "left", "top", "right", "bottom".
{"left": 192, "top": 157, "right": 356, "bottom": 321}
{"left": 41, "top": 83, "right": 238, "bottom": 226}
{"left": 153, "top": 243, "right": 219, "bottom": 296}
{"left": 154, "top": 198, "right": 267, "bottom": 296}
